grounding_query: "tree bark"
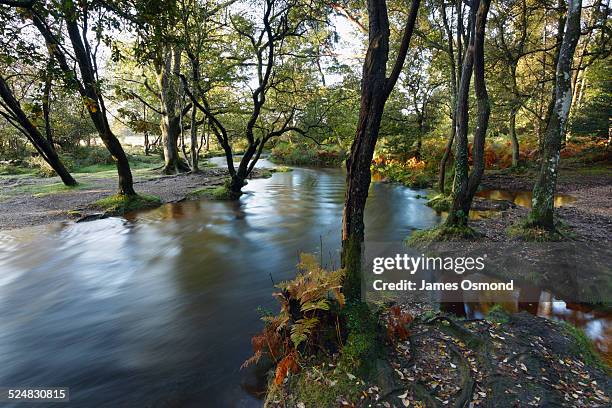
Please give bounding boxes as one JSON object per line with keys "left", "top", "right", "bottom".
{"left": 446, "top": 0, "right": 491, "bottom": 227}
{"left": 509, "top": 109, "right": 520, "bottom": 167}
{"left": 341, "top": 0, "right": 420, "bottom": 300}
{"left": 156, "top": 45, "right": 190, "bottom": 175}
{"left": 0, "top": 76, "right": 76, "bottom": 186}
{"left": 528, "top": 0, "right": 582, "bottom": 229}
{"left": 438, "top": 0, "right": 460, "bottom": 194}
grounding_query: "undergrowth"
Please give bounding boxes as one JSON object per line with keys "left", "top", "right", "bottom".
{"left": 426, "top": 194, "right": 452, "bottom": 212}
{"left": 407, "top": 224, "right": 482, "bottom": 246}
{"left": 559, "top": 321, "right": 609, "bottom": 372}
{"left": 507, "top": 219, "right": 577, "bottom": 241}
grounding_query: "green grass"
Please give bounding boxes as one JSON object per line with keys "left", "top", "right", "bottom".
{"left": 426, "top": 194, "right": 452, "bottom": 212}
{"left": 187, "top": 185, "right": 234, "bottom": 200}
{"left": 407, "top": 224, "right": 482, "bottom": 246}
{"left": 507, "top": 219, "right": 577, "bottom": 242}
{"left": 270, "top": 166, "right": 293, "bottom": 173}
{"left": 92, "top": 194, "right": 161, "bottom": 215}
{"left": 486, "top": 304, "right": 511, "bottom": 324}
{"left": 8, "top": 181, "right": 92, "bottom": 197}
{"left": 559, "top": 321, "right": 609, "bottom": 372}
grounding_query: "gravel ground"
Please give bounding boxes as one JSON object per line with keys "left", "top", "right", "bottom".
{"left": 0, "top": 166, "right": 267, "bottom": 230}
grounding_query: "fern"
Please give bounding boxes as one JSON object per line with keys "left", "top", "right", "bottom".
{"left": 243, "top": 253, "right": 346, "bottom": 385}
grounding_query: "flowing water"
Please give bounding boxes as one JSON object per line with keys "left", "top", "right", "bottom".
{"left": 0, "top": 163, "right": 607, "bottom": 407}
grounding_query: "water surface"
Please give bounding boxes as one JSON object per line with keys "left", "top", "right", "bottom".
{"left": 0, "top": 165, "right": 606, "bottom": 407}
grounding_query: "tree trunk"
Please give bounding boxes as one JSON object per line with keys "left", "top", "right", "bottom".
{"left": 446, "top": 0, "right": 491, "bottom": 227}
{"left": 438, "top": 0, "right": 460, "bottom": 194}
{"left": 190, "top": 105, "right": 199, "bottom": 172}
{"left": 509, "top": 109, "right": 520, "bottom": 167}
{"left": 156, "top": 45, "right": 190, "bottom": 175}
{"left": 0, "top": 76, "right": 76, "bottom": 186}
{"left": 528, "top": 0, "right": 582, "bottom": 229}
{"left": 42, "top": 60, "right": 54, "bottom": 146}
{"left": 341, "top": 0, "right": 420, "bottom": 300}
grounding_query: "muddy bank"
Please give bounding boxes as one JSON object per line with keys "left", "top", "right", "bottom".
{"left": 473, "top": 165, "right": 612, "bottom": 242}
{"left": 267, "top": 302, "right": 610, "bottom": 408}
{"left": 0, "top": 167, "right": 269, "bottom": 230}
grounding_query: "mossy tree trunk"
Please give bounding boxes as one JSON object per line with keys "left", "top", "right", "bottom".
{"left": 0, "top": 76, "right": 77, "bottom": 186}
{"left": 528, "top": 0, "right": 582, "bottom": 229}
{"left": 341, "top": 0, "right": 421, "bottom": 301}
{"left": 156, "top": 45, "right": 191, "bottom": 175}
{"left": 446, "top": 0, "right": 491, "bottom": 227}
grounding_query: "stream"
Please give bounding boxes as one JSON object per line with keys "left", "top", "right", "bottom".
{"left": 0, "top": 162, "right": 608, "bottom": 407}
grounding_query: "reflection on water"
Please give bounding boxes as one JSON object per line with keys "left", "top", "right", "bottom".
{"left": 0, "top": 166, "right": 605, "bottom": 407}
{"left": 476, "top": 189, "right": 577, "bottom": 208}
{"left": 0, "top": 166, "right": 438, "bottom": 407}
{"left": 440, "top": 275, "right": 611, "bottom": 366}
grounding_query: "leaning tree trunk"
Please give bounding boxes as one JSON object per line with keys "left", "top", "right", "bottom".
{"left": 528, "top": 0, "right": 582, "bottom": 229}
{"left": 0, "top": 76, "right": 76, "bottom": 186}
{"left": 31, "top": 11, "right": 135, "bottom": 195}
{"left": 341, "top": 0, "right": 420, "bottom": 301}
{"left": 446, "top": 0, "right": 491, "bottom": 227}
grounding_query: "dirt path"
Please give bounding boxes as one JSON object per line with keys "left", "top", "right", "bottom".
{"left": 0, "top": 167, "right": 266, "bottom": 230}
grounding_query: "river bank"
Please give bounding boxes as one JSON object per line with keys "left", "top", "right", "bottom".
{"left": 267, "top": 303, "right": 611, "bottom": 407}
{"left": 0, "top": 165, "right": 272, "bottom": 230}
{"left": 472, "top": 163, "right": 612, "bottom": 242}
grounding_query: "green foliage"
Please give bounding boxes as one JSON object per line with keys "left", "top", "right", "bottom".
{"left": 569, "top": 60, "right": 612, "bottom": 138}
{"left": 270, "top": 142, "right": 346, "bottom": 167}
{"left": 426, "top": 194, "right": 452, "bottom": 212}
{"left": 486, "top": 304, "right": 511, "bottom": 324}
{"left": 93, "top": 194, "right": 161, "bottom": 215}
{"left": 270, "top": 166, "right": 292, "bottom": 173}
{"left": 0, "top": 163, "right": 31, "bottom": 176}
{"left": 559, "top": 321, "right": 608, "bottom": 371}
{"left": 372, "top": 158, "right": 433, "bottom": 188}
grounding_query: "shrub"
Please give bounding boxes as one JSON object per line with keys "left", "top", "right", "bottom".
{"left": 243, "top": 254, "right": 345, "bottom": 385}
{"left": 270, "top": 143, "right": 346, "bottom": 167}
{"left": 371, "top": 157, "right": 433, "bottom": 188}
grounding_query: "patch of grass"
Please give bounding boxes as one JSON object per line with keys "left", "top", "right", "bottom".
{"left": 559, "top": 321, "right": 608, "bottom": 372}
{"left": 187, "top": 185, "right": 234, "bottom": 200}
{"left": 92, "top": 194, "right": 161, "bottom": 215}
{"left": 0, "top": 164, "right": 32, "bottom": 176}
{"left": 507, "top": 219, "right": 577, "bottom": 242}
{"left": 486, "top": 304, "right": 511, "bottom": 324}
{"left": 73, "top": 164, "right": 116, "bottom": 173}
{"left": 270, "top": 166, "right": 292, "bottom": 173}
{"left": 9, "top": 181, "right": 91, "bottom": 197}
{"left": 258, "top": 169, "right": 274, "bottom": 179}
{"left": 426, "top": 194, "right": 452, "bottom": 212}
{"left": 407, "top": 224, "right": 482, "bottom": 246}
